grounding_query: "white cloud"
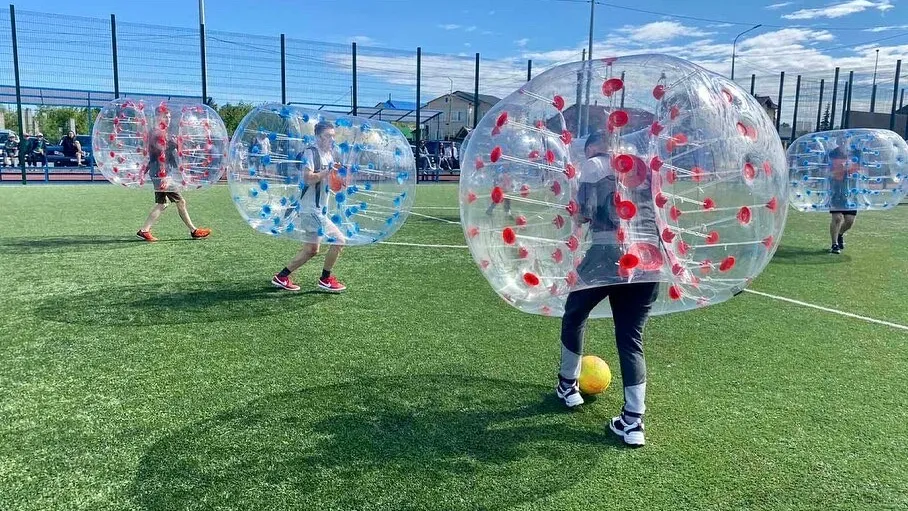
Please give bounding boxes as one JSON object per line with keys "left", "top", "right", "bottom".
{"left": 617, "top": 21, "right": 713, "bottom": 43}
{"left": 464, "top": 42, "right": 471, "bottom": 47}
{"left": 488, "top": 10, "right": 496, "bottom": 15}
{"left": 465, "top": 26, "right": 477, "bottom": 32}
{"left": 863, "top": 24, "right": 908, "bottom": 32}
{"left": 347, "top": 35, "right": 377, "bottom": 46}
{"left": 438, "top": 24, "right": 461, "bottom": 30}
{"left": 711, "top": 23, "right": 735, "bottom": 28}
{"left": 782, "top": 0, "right": 893, "bottom": 20}
{"left": 482, "top": 30, "right": 495, "bottom": 36}
{"left": 515, "top": 38, "right": 530, "bottom": 47}
{"left": 766, "top": 2, "right": 793, "bottom": 9}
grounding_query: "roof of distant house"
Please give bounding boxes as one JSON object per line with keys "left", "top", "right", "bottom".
{"left": 427, "top": 91, "right": 500, "bottom": 106}
{"left": 754, "top": 95, "right": 778, "bottom": 109}
{"left": 374, "top": 99, "right": 423, "bottom": 111}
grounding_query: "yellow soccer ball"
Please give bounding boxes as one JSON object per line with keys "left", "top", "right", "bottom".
{"left": 578, "top": 355, "right": 612, "bottom": 395}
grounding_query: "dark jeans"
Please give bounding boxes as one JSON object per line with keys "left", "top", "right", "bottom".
{"left": 560, "top": 282, "right": 659, "bottom": 387}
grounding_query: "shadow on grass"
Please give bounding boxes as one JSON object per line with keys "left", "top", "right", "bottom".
{"left": 132, "top": 374, "right": 621, "bottom": 510}
{"left": 0, "top": 235, "right": 148, "bottom": 254}
{"left": 771, "top": 245, "right": 852, "bottom": 265}
{"left": 36, "top": 280, "right": 328, "bottom": 326}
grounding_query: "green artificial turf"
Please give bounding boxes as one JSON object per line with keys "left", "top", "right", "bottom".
{"left": 0, "top": 183, "right": 906, "bottom": 510}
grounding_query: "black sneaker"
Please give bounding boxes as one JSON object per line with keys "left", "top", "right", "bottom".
{"left": 555, "top": 376, "right": 584, "bottom": 408}
{"left": 609, "top": 414, "right": 646, "bottom": 447}
{"left": 837, "top": 234, "right": 845, "bottom": 250}
{"left": 829, "top": 244, "right": 841, "bottom": 254}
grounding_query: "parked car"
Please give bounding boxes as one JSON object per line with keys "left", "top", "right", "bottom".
{"left": 0, "top": 129, "right": 12, "bottom": 162}
{"left": 46, "top": 135, "right": 94, "bottom": 167}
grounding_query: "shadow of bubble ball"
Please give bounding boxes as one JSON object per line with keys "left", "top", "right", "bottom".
{"left": 132, "top": 375, "right": 617, "bottom": 510}
{"left": 36, "top": 280, "right": 327, "bottom": 326}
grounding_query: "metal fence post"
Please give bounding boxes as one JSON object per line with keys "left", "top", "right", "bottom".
{"left": 10, "top": 5, "right": 25, "bottom": 184}
{"left": 844, "top": 70, "right": 854, "bottom": 128}
{"left": 111, "top": 14, "right": 119, "bottom": 99}
{"left": 840, "top": 82, "right": 849, "bottom": 129}
{"left": 790, "top": 75, "right": 801, "bottom": 143}
{"left": 280, "top": 34, "right": 286, "bottom": 104}
{"left": 473, "top": 53, "right": 480, "bottom": 128}
{"left": 815, "top": 79, "right": 824, "bottom": 131}
{"left": 830, "top": 67, "right": 840, "bottom": 129}
{"left": 415, "top": 46, "right": 421, "bottom": 146}
{"left": 199, "top": 2, "right": 208, "bottom": 103}
{"left": 890, "top": 60, "right": 901, "bottom": 131}
{"left": 775, "top": 72, "right": 784, "bottom": 131}
{"left": 871, "top": 84, "right": 877, "bottom": 113}
{"left": 351, "top": 42, "right": 357, "bottom": 116}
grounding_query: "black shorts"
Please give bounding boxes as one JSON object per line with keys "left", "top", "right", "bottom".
{"left": 155, "top": 192, "right": 183, "bottom": 204}
{"left": 830, "top": 210, "right": 857, "bottom": 216}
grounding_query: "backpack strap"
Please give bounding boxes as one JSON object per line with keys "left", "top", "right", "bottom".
{"left": 297, "top": 146, "right": 323, "bottom": 209}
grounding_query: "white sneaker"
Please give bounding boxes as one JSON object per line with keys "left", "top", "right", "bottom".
{"left": 609, "top": 415, "right": 646, "bottom": 447}
{"left": 555, "top": 378, "right": 584, "bottom": 408}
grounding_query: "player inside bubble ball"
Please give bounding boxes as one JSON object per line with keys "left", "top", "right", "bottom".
{"left": 136, "top": 107, "right": 211, "bottom": 242}
{"left": 827, "top": 146, "right": 859, "bottom": 255}
{"left": 555, "top": 130, "right": 659, "bottom": 448}
{"left": 271, "top": 120, "right": 348, "bottom": 293}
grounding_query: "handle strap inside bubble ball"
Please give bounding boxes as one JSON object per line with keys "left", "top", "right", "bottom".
{"left": 296, "top": 146, "right": 323, "bottom": 209}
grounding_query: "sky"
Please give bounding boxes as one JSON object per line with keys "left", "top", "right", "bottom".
{"left": 7, "top": 0, "right": 908, "bottom": 115}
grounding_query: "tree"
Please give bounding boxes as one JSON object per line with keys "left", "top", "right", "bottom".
{"left": 33, "top": 106, "right": 100, "bottom": 141}
{"left": 217, "top": 102, "right": 254, "bottom": 136}
{"left": 820, "top": 103, "right": 831, "bottom": 131}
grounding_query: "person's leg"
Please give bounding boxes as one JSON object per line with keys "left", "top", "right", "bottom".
{"left": 287, "top": 243, "right": 320, "bottom": 273}
{"left": 557, "top": 286, "right": 611, "bottom": 407}
{"left": 829, "top": 212, "right": 844, "bottom": 252}
{"left": 317, "top": 223, "right": 347, "bottom": 292}
{"left": 174, "top": 198, "right": 197, "bottom": 232}
{"left": 141, "top": 199, "right": 167, "bottom": 232}
{"left": 173, "top": 195, "right": 211, "bottom": 238}
{"left": 272, "top": 242, "right": 319, "bottom": 291}
{"left": 322, "top": 245, "right": 343, "bottom": 273}
{"left": 607, "top": 282, "right": 659, "bottom": 446}
{"left": 837, "top": 213, "right": 856, "bottom": 249}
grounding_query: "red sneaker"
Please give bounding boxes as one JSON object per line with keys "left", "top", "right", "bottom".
{"left": 271, "top": 274, "right": 300, "bottom": 291}
{"left": 136, "top": 230, "right": 158, "bottom": 242}
{"left": 191, "top": 228, "right": 211, "bottom": 239}
{"left": 317, "top": 275, "right": 347, "bottom": 293}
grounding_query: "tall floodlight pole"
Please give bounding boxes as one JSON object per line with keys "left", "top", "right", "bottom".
{"left": 731, "top": 24, "right": 761, "bottom": 81}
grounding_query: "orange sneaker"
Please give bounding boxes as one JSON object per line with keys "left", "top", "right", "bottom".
{"left": 191, "top": 228, "right": 211, "bottom": 239}
{"left": 136, "top": 230, "right": 158, "bottom": 242}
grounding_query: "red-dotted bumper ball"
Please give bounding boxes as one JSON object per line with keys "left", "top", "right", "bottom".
{"left": 460, "top": 54, "right": 788, "bottom": 318}
{"left": 91, "top": 98, "right": 228, "bottom": 191}
{"left": 787, "top": 128, "right": 908, "bottom": 212}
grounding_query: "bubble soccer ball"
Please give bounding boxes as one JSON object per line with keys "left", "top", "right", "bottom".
{"left": 227, "top": 105, "right": 416, "bottom": 245}
{"left": 578, "top": 355, "right": 611, "bottom": 395}
{"left": 787, "top": 128, "right": 908, "bottom": 212}
{"left": 460, "top": 54, "right": 789, "bottom": 318}
{"left": 92, "top": 98, "right": 228, "bottom": 191}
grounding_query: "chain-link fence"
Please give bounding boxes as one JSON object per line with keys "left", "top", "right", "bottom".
{"left": 1, "top": 4, "right": 906, "bottom": 183}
